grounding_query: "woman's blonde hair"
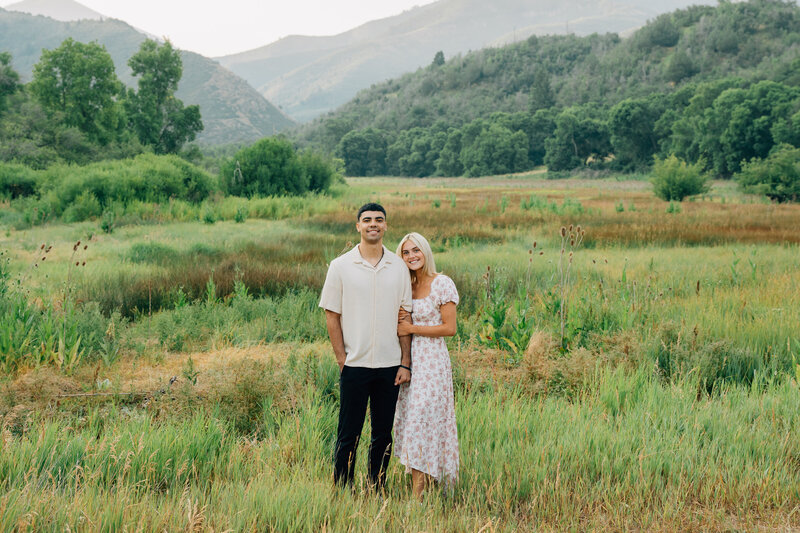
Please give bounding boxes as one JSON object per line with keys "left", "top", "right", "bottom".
{"left": 396, "top": 232, "right": 438, "bottom": 283}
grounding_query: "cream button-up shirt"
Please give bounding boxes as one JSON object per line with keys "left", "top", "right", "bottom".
{"left": 319, "top": 245, "right": 413, "bottom": 368}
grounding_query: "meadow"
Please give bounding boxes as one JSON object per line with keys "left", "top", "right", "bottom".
{"left": 1, "top": 173, "right": 799, "bottom": 531}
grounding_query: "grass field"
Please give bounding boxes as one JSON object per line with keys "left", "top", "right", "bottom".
{"left": 1, "top": 174, "right": 799, "bottom": 531}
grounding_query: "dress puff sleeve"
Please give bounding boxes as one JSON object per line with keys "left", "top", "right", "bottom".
{"left": 434, "top": 275, "right": 459, "bottom": 307}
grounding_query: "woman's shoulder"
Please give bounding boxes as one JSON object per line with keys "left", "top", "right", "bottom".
{"left": 432, "top": 274, "right": 459, "bottom": 303}
{"left": 432, "top": 273, "right": 455, "bottom": 287}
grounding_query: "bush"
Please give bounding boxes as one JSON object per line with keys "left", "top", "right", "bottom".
{"left": 0, "top": 163, "right": 38, "bottom": 199}
{"left": 62, "top": 191, "right": 102, "bottom": 222}
{"left": 37, "top": 154, "right": 216, "bottom": 217}
{"left": 651, "top": 154, "right": 709, "bottom": 201}
{"left": 220, "top": 137, "right": 338, "bottom": 197}
{"left": 736, "top": 144, "right": 800, "bottom": 202}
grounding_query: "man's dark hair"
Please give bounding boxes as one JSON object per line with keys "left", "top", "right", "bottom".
{"left": 357, "top": 202, "right": 386, "bottom": 221}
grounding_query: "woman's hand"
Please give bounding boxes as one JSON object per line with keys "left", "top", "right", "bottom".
{"left": 398, "top": 309, "right": 410, "bottom": 323}
{"left": 397, "top": 320, "right": 414, "bottom": 336}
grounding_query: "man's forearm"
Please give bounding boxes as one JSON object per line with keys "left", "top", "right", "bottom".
{"left": 399, "top": 333, "right": 411, "bottom": 368}
{"left": 325, "top": 311, "right": 347, "bottom": 368}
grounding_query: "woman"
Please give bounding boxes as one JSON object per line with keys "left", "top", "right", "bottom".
{"left": 393, "top": 232, "right": 459, "bottom": 497}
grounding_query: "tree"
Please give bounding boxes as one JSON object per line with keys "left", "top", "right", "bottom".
{"left": 0, "top": 52, "right": 20, "bottom": 114}
{"left": 528, "top": 67, "right": 556, "bottom": 113}
{"left": 736, "top": 144, "right": 800, "bottom": 202}
{"left": 30, "top": 38, "right": 124, "bottom": 143}
{"left": 125, "top": 40, "right": 203, "bottom": 154}
{"left": 701, "top": 81, "right": 800, "bottom": 176}
{"left": 609, "top": 96, "right": 666, "bottom": 170}
{"left": 432, "top": 51, "right": 445, "bottom": 67}
{"left": 461, "top": 123, "right": 529, "bottom": 177}
{"left": 435, "top": 129, "right": 464, "bottom": 176}
{"left": 337, "top": 128, "right": 388, "bottom": 176}
{"left": 544, "top": 107, "right": 611, "bottom": 171}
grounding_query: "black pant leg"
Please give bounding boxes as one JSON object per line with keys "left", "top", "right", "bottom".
{"left": 367, "top": 365, "right": 401, "bottom": 488}
{"left": 334, "top": 366, "right": 369, "bottom": 486}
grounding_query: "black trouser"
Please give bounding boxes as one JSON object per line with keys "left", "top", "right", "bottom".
{"left": 334, "top": 365, "right": 400, "bottom": 488}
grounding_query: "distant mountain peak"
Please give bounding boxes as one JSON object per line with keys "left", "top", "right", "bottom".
{"left": 5, "top": 0, "right": 105, "bottom": 22}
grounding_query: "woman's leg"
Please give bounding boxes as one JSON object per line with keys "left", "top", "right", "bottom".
{"left": 411, "top": 468, "right": 433, "bottom": 498}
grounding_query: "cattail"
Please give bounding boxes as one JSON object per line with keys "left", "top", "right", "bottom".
{"left": 81, "top": 261, "right": 85, "bottom": 266}
{"left": 41, "top": 257, "right": 46, "bottom": 261}
{"left": 40, "top": 244, "right": 45, "bottom": 250}
{"left": 568, "top": 224, "right": 573, "bottom": 232}
{"left": 570, "top": 239, "right": 575, "bottom": 246}
{"left": 592, "top": 259, "right": 596, "bottom": 264}
{"left": 76, "top": 241, "right": 81, "bottom": 246}
{"left": 604, "top": 259, "right": 608, "bottom": 263}
{"left": 533, "top": 241, "right": 537, "bottom": 249}
{"left": 576, "top": 225, "right": 581, "bottom": 233}
{"left": 83, "top": 245, "right": 88, "bottom": 250}
{"left": 75, "top": 262, "right": 79, "bottom": 266}
{"left": 539, "top": 251, "right": 543, "bottom": 255}
{"left": 560, "top": 226, "right": 567, "bottom": 237}
{"left": 529, "top": 249, "right": 532, "bottom": 255}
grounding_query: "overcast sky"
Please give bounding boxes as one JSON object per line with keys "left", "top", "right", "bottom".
{"left": 0, "top": 0, "right": 437, "bottom": 57}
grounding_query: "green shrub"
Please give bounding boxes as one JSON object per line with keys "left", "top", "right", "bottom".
{"left": 651, "top": 154, "right": 710, "bottom": 201}
{"left": 62, "top": 191, "right": 102, "bottom": 222}
{"left": 37, "top": 154, "right": 216, "bottom": 217}
{"left": 736, "top": 144, "right": 800, "bottom": 202}
{"left": 127, "top": 242, "right": 180, "bottom": 265}
{"left": 220, "top": 138, "right": 338, "bottom": 197}
{"left": 233, "top": 205, "right": 248, "bottom": 223}
{"left": 0, "top": 163, "right": 38, "bottom": 199}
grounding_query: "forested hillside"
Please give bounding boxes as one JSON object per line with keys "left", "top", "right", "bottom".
{"left": 0, "top": 8, "right": 294, "bottom": 144}
{"left": 297, "top": 0, "right": 800, "bottom": 179}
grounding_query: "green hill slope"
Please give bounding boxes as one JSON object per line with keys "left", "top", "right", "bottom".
{"left": 218, "top": 0, "right": 708, "bottom": 122}
{"left": 0, "top": 9, "right": 295, "bottom": 144}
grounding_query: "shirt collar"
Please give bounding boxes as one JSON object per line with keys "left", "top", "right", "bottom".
{"left": 351, "top": 245, "right": 393, "bottom": 267}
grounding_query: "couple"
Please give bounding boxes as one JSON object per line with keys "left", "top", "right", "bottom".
{"left": 319, "top": 202, "right": 459, "bottom": 498}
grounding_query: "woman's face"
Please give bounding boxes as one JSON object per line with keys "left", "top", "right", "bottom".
{"left": 401, "top": 240, "right": 425, "bottom": 272}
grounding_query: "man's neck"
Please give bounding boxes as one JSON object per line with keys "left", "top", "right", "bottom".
{"left": 358, "top": 241, "right": 384, "bottom": 266}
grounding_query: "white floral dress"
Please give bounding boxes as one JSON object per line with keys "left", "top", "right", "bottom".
{"left": 393, "top": 274, "right": 460, "bottom": 486}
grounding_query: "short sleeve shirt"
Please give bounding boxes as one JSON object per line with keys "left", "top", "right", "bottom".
{"left": 319, "top": 245, "right": 413, "bottom": 368}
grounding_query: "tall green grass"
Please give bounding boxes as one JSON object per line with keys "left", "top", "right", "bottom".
{"left": 1, "top": 366, "right": 798, "bottom": 531}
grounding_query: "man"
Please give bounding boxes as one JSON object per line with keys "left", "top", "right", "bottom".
{"left": 319, "top": 202, "right": 412, "bottom": 490}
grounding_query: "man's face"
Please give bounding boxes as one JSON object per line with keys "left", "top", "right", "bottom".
{"left": 356, "top": 210, "right": 387, "bottom": 244}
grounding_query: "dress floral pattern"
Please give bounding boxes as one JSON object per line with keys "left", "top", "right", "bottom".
{"left": 394, "top": 274, "right": 460, "bottom": 486}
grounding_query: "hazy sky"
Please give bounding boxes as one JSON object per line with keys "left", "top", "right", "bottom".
{"left": 0, "top": 0, "right": 437, "bottom": 57}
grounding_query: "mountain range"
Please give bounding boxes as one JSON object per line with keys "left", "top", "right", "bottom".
{"left": 217, "top": 0, "right": 714, "bottom": 122}
{"left": 0, "top": 1, "right": 295, "bottom": 144}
